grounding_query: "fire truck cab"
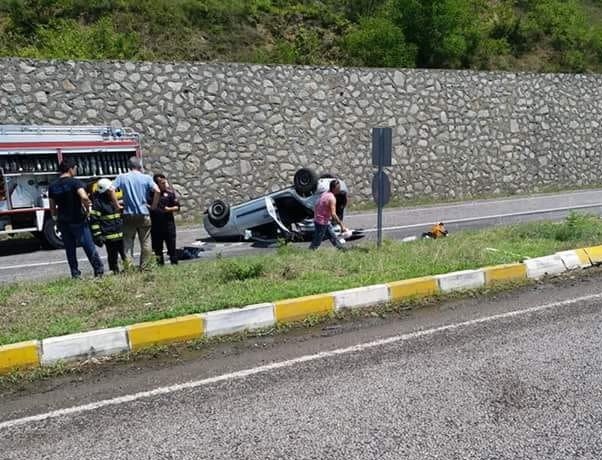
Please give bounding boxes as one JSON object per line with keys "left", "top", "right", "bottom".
{"left": 0, "top": 125, "right": 141, "bottom": 249}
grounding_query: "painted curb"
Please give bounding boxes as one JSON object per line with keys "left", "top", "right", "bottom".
{"left": 387, "top": 277, "right": 439, "bottom": 301}
{"left": 524, "top": 255, "right": 567, "bottom": 279}
{"left": 483, "top": 263, "right": 527, "bottom": 284}
{"left": 583, "top": 245, "right": 602, "bottom": 265}
{"left": 333, "top": 285, "right": 390, "bottom": 310}
{"left": 556, "top": 250, "right": 587, "bottom": 271}
{"left": 1, "top": 244, "right": 599, "bottom": 375}
{"left": 127, "top": 315, "right": 204, "bottom": 352}
{"left": 0, "top": 341, "right": 40, "bottom": 374}
{"left": 574, "top": 248, "right": 593, "bottom": 268}
{"left": 436, "top": 269, "right": 485, "bottom": 293}
{"left": 203, "top": 303, "right": 275, "bottom": 337}
{"left": 41, "top": 327, "right": 129, "bottom": 365}
{"left": 274, "top": 294, "right": 334, "bottom": 322}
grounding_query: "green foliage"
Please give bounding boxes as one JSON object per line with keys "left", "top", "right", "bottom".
{"left": 517, "top": 0, "right": 602, "bottom": 71}
{"left": 522, "top": 0, "right": 588, "bottom": 50}
{"left": 19, "top": 17, "right": 140, "bottom": 60}
{"left": 338, "top": 0, "right": 389, "bottom": 21}
{"left": 344, "top": 16, "right": 416, "bottom": 67}
{"left": 510, "top": 212, "right": 602, "bottom": 242}
{"left": 218, "top": 259, "right": 265, "bottom": 282}
{"left": 387, "top": 0, "right": 486, "bottom": 68}
{"left": 554, "top": 212, "right": 602, "bottom": 241}
{"left": 2, "top": 214, "right": 602, "bottom": 346}
{"left": 2, "top": 0, "right": 602, "bottom": 72}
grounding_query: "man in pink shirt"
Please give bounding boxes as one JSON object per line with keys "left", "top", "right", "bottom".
{"left": 309, "top": 179, "right": 348, "bottom": 250}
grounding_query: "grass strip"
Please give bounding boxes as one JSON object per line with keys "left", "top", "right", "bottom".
{"left": 1, "top": 212, "right": 601, "bottom": 346}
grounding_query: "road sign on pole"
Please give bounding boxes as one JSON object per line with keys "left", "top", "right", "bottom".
{"left": 371, "top": 127, "right": 393, "bottom": 248}
{"left": 372, "top": 127, "right": 392, "bottom": 167}
{"left": 371, "top": 171, "right": 391, "bottom": 206}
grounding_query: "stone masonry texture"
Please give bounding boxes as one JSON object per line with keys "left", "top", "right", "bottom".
{"left": 1, "top": 58, "right": 601, "bottom": 217}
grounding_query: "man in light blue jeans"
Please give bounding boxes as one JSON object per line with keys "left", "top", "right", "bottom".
{"left": 113, "top": 157, "right": 160, "bottom": 268}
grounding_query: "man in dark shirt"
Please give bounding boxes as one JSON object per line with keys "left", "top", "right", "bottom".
{"left": 150, "top": 174, "right": 180, "bottom": 265}
{"left": 49, "top": 158, "right": 104, "bottom": 279}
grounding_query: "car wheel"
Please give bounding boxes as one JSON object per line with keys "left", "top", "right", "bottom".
{"left": 42, "top": 217, "right": 64, "bottom": 249}
{"left": 293, "top": 168, "right": 318, "bottom": 196}
{"left": 207, "top": 199, "right": 230, "bottom": 228}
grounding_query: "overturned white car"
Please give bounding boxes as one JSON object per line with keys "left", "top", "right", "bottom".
{"left": 203, "top": 168, "right": 365, "bottom": 243}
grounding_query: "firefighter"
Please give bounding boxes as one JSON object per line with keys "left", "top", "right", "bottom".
{"left": 90, "top": 178, "right": 126, "bottom": 274}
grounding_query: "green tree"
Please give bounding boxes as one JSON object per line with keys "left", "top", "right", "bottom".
{"left": 344, "top": 16, "right": 416, "bottom": 67}
{"left": 388, "top": 0, "right": 485, "bottom": 68}
{"left": 522, "top": 0, "right": 589, "bottom": 50}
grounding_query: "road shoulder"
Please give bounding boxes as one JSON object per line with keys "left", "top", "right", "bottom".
{"left": 2, "top": 269, "right": 601, "bottom": 424}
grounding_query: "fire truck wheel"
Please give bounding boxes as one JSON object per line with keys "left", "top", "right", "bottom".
{"left": 42, "top": 217, "right": 64, "bottom": 249}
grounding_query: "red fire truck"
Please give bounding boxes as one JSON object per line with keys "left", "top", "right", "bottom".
{"left": 0, "top": 125, "right": 142, "bottom": 249}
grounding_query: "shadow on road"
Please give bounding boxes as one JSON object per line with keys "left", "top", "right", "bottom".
{"left": 0, "top": 237, "right": 49, "bottom": 257}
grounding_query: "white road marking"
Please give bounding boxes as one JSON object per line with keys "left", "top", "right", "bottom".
{"left": 0, "top": 253, "right": 140, "bottom": 270}
{"left": 349, "top": 189, "right": 602, "bottom": 218}
{"left": 1, "top": 291, "right": 601, "bottom": 431}
{"left": 0, "top": 244, "right": 242, "bottom": 270}
{"left": 362, "top": 202, "right": 602, "bottom": 233}
{"left": 1, "top": 202, "right": 600, "bottom": 271}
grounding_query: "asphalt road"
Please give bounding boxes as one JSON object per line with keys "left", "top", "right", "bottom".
{"left": 2, "top": 273, "right": 602, "bottom": 459}
{"left": 1, "top": 189, "right": 601, "bottom": 283}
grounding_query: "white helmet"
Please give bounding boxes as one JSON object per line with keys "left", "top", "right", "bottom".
{"left": 96, "top": 178, "right": 113, "bottom": 194}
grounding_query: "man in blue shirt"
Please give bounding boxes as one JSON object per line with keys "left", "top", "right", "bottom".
{"left": 113, "top": 157, "right": 160, "bottom": 268}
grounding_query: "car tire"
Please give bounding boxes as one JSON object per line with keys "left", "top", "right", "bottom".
{"left": 42, "top": 217, "right": 64, "bottom": 249}
{"left": 207, "top": 199, "right": 230, "bottom": 228}
{"left": 293, "top": 168, "right": 318, "bottom": 196}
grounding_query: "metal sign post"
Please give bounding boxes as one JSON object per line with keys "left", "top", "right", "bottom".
{"left": 371, "top": 127, "right": 392, "bottom": 248}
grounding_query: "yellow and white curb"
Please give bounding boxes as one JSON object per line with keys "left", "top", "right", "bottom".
{"left": 41, "top": 327, "right": 129, "bottom": 365}
{"left": 0, "top": 341, "right": 40, "bottom": 374}
{"left": 483, "top": 263, "right": 526, "bottom": 284}
{"left": 204, "top": 303, "right": 275, "bottom": 337}
{"left": 1, "top": 245, "right": 601, "bottom": 375}
{"left": 274, "top": 294, "right": 334, "bottom": 322}
{"left": 333, "top": 284, "right": 390, "bottom": 310}
{"left": 127, "top": 315, "right": 204, "bottom": 352}
{"left": 436, "top": 269, "right": 485, "bottom": 292}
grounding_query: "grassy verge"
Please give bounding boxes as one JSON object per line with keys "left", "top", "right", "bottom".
{"left": 1, "top": 213, "right": 601, "bottom": 346}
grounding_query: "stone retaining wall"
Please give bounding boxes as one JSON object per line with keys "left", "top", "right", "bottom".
{"left": 1, "top": 58, "right": 601, "bottom": 217}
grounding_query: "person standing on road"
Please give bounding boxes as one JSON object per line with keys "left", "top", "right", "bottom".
{"left": 90, "top": 178, "right": 127, "bottom": 274}
{"left": 150, "top": 174, "right": 180, "bottom": 265}
{"left": 113, "top": 157, "right": 159, "bottom": 269}
{"left": 309, "top": 179, "right": 349, "bottom": 251}
{"left": 48, "top": 158, "right": 104, "bottom": 279}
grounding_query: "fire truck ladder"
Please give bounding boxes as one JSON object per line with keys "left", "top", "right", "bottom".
{"left": 0, "top": 125, "right": 139, "bottom": 140}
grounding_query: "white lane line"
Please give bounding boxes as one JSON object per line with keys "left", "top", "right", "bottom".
{"left": 362, "top": 202, "right": 602, "bottom": 233}
{"left": 2, "top": 202, "right": 601, "bottom": 271}
{"left": 1, "top": 291, "right": 601, "bottom": 431}
{"left": 0, "top": 243, "right": 244, "bottom": 270}
{"left": 349, "top": 189, "right": 602, "bottom": 218}
{"left": 0, "top": 253, "right": 140, "bottom": 270}
{"left": 174, "top": 228, "right": 200, "bottom": 234}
